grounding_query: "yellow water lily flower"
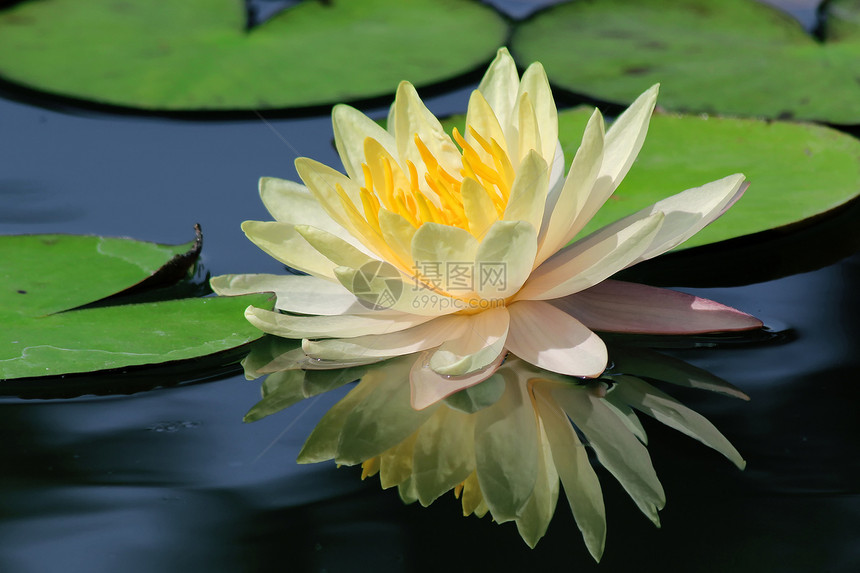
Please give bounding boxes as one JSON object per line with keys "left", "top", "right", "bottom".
{"left": 212, "top": 48, "right": 761, "bottom": 409}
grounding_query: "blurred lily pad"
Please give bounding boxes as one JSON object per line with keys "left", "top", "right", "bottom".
{"left": 1, "top": 230, "right": 273, "bottom": 381}
{"left": 511, "top": 0, "right": 860, "bottom": 124}
{"left": 0, "top": 0, "right": 506, "bottom": 111}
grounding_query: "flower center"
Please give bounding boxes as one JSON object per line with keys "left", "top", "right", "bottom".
{"left": 357, "top": 127, "right": 515, "bottom": 235}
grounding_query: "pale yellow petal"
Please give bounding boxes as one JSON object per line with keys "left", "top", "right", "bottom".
{"left": 477, "top": 47, "right": 519, "bottom": 131}
{"left": 573, "top": 174, "right": 746, "bottom": 274}
{"left": 465, "top": 89, "right": 509, "bottom": 163}
{"left": 516, "top": 212, "right": 664, "bottom": 301}
{"left": 461, "top": 176, "right": 499, "bottom": 239}
{"left": 516, "top": 62, "right": 558, "bottom": 167}
{"left": 332, "top": 104, "right": 396, "bottom": 182}
{"left": 295, "top": 224, "right": 377, "bottom": 269}
{"left": 240, "top": 220, "right": 336, "bottom": 280}
{"left": 392, "top": 81, "right": 461, "bottom": 181}
{"left": 411, "top": 222, "right": 479, "bottom": 295}
{"left": 503, "top": 149, "right": 549, "bottom": 233}
{"left": 474, "top": 220, "right": 537, "bottom": 299}
{"left": 377, "top": 208, "right": 416, "bottom": 269}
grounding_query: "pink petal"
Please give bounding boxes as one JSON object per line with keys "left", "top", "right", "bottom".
{"left": 506, "top": 300, "right": 607, "bottom": 378}
{"left": 410, "top": 350, "right": 506, "bottom": 410}
{"left": 552, "top": 279, "right": 763, "bottom": 334}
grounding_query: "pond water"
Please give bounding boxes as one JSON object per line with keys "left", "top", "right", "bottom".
{"left": 2, "top": 1, "right": 859, "bottom": 571}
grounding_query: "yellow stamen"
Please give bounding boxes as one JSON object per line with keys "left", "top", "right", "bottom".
{"left": 361, "top": 163, "right": 374, "bottom": 194}
{"left": 360, "top": 187, "right": 382, "bottom": 234}
{"left": 351, "top": 126, "right": 516, "bottom": 236}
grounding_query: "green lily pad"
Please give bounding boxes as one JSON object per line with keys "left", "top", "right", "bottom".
{"left": 0, "top": 0, "right": 506, "bottom": 111}
{"left": 511, "top": 0, "right": 860, "bottom": 124}
{"left": 1, "top": 231, "right": 273, "bottom": 382}
{"left": 562, "top": 109, "right": 860, "bottom": 249}
{"left": 441, "top": 109, "right": 860, "bottom": 283}
{"left": 2, "top": 229, "right": 202, "bottom": 316}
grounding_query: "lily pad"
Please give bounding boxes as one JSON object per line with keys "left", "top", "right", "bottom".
{"left": 511, "top": 0, "right": 860, "bottom": 124}
{"left": 0, "top": 0, "right": 507, "bottom": 111}
{"left": 1, "top": 231, "right": 273, "bottom": 382}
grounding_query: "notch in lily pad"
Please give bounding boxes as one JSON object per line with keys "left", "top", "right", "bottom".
{"left": 0, "top": 226, "right": 273, "bottom": 391}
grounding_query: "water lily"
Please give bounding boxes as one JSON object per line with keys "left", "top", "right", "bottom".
{"left": 212, "top": 47, "right": 763, "bottom": 557}
{"left": 212, "top": 47, "right": 761, "bottom": 407}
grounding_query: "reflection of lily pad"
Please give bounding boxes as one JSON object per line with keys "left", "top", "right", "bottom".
{"left": 511, "top": 0, "right": 860, "bottom": 124}
{"left": 1, "top": 231, "right": 272, "bottom": 381}
{"left": 0, "top": 0, "right": 506, "bottom": 110}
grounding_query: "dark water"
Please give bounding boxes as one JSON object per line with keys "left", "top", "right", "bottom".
{"left": 2, "top": 1, "right": 858, "bottom": 571}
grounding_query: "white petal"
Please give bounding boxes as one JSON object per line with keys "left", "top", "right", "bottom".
{"left": 583, "top": 174, "right": 747, "bottom": 267}
{"left": 244, "top": 305, "right": 433, "bottom": 339}
{"left": 536, "top": 109, "right": 607, "bottom": 264}
{"left": 210, "top": 273, "right": 369, "bottom": 315}
{"left": 428, "top": 307, "right": 510, "bottom": 376}
{"left": 303, "top": 314, "right": 469, "bottom": 360}
{"left": 506, "top": 300, "right": 607, "bottom": 378}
